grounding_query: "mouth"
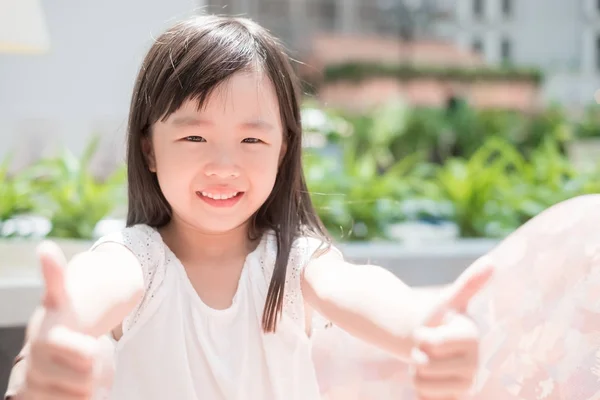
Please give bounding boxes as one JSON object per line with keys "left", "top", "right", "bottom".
{"left": 196, "top": 191, "right": 244, "bottom": 208}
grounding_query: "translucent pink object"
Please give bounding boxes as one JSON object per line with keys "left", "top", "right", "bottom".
{"left": 311, "top": 195, "right": 600, "bottom": 400}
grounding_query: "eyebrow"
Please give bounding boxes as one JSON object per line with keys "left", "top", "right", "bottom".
{"left": 170, "top": 116, "right": 275, "bottom": 130}
{"left": 242, "top": 120, "right": 275, "bottom": 130}
{"left": 171, "top": 116, "right": 213, "bottom": 127}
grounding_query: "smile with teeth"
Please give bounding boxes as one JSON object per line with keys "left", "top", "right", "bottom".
{"left": 199, "top": 191, "right": 240, "bottom": 200}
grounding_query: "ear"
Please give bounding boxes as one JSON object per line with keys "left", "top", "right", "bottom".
{"left": 141, "top": 136, "right": 157, "bottom": 172}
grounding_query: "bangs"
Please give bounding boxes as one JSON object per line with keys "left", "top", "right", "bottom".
{"left": 143, "top": 17, "right": 267, "bottom": 126}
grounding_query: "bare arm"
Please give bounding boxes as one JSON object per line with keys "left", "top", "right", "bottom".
{"left": 4, "top": 243, "right": 144, "bottom": 399}
{"left": 62, "top": 243, "right": 145, "bottom": 337}
{"left": 301, "top": 251, "right": 438, "bottom": 361}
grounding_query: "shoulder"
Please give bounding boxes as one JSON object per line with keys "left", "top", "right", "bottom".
{"left": 92, "top": 224, "right": 157, "bottom": 247}
{"left": 292, "top": 236, "right": 341, "bottom": 266}
{"left": 90, "top": 224, "right": 168, "bottom": 336}
{"left": 90, "top": 224, "right": 166, "bottom": 271}
{"left": 259, "top": 229, "right": 342, "bottom": 269}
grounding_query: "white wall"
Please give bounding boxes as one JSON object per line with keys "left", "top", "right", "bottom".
{"left": 0, "top": 0, "right": 201, "bottom": 170}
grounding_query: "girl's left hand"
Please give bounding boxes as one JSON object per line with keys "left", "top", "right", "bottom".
{"left": 411, "top": 257, "right": 494, "bottom": 400}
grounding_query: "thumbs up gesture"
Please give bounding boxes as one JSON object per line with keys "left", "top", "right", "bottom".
{"left": 410, "top": 257, "right": 494, "bottom": 400}
{"left": 21, "top": 242, "right": 114, "bottom": 400}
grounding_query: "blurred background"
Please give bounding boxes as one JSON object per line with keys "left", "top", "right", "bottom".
{"left": 2, "top": 0, "right": 600, "bottom": 392}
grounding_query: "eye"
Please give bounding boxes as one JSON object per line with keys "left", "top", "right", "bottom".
{"left": 242, "top": 138, "right": 263, "bottom": 144}
{"left": 185, "top": 136, "right": 206, "bottom": 142}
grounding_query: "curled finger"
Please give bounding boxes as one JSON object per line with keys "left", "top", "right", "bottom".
{"left": 414, "top": 375, "right": 473, "bottom": 399}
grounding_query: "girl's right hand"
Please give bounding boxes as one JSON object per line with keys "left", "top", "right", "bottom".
{"left": 20, "top": 242, "right": 115, "bottom": 400}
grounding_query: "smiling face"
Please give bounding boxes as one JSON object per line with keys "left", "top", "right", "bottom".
{"left": 144, "top": 71, "right": 285, "bottom": 233}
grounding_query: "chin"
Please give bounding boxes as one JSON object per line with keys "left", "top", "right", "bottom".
{"left": 192, "top": 215, "right": 251, "bottom": 235}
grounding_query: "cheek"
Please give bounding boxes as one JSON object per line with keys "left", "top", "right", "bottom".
{"left": 246, "top": 150, "right": 280, "bottom": 198}
{"left": 153, "top": 145, "right": 197, "bottom": 195}
{"left": 246, "top": 146, "right": 280, "bottom": 172}
{"left": 153, "top": 138, "right": 199, "bottom": 173}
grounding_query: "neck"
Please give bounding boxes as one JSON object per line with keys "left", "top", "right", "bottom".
{"left": 159, "top": 217, "right": 257, "bottom": 264}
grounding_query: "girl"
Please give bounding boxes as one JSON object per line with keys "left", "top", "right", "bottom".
{"left": 5, "top": 14, "right": 600, "bottom": 400}
{"left": 6, "top": 14, "right": 487, "bottom": 400}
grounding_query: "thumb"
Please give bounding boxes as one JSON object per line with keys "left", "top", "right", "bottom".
{"left": 38, "top": 241, "right": 68, "bottom": 310}
{"left": 424, "top": 256, "right": 494, "bottom": 327}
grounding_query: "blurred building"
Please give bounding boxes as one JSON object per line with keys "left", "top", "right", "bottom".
{"left": 2, "top": 0, "right": 598, "bottom": 165}
{"left": 0, "top": 0, "right": 198, "bottom": 165}
{"left": 206, "top": 0, "right": 440, "bottom": 50}
{"left": 437, "top": 0, "right": 600, "bottom": 108}
{"left": 209, "top": 0, "right": 600, "bottom": 109}
{"left": 207, "top": 0, "right": 541, "bottom": 110}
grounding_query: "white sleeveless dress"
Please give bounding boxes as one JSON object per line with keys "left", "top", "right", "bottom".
{"left": 91, "top": 224, "right": 332, "bottom": 400}
{"left": 88, "top": 196, "right": 600, "bottom": 400}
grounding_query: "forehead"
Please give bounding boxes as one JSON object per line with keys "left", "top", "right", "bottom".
{"left": 176, "top": 70, "right": 281, "bottom": 123}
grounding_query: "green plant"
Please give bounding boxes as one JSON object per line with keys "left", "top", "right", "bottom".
{"left": 305, "top": 141, "right": 430, "bottom": 241}
{"left": 328, "top": 100, "right": 415, "bottom": 170}
{"left": 303, "top": 100, "right": 599, "bottom": 240}
{"left": 321, "top": 62, "right": 544, "bottom": 85}
{"left": 519, "top": 105, "right": 572, "bottom": 156}
{"left": 506, "top": 139, "right": 594, "bottom": 223}
{"left": 31, "top": 136, "right": 126, "bottom": 239}
{"left": 423, "top": 138, "right": 524, "bottom": 237}
{"left": 0, "top": 155, "right": 36, "bottom": 236}
{"left": 574, "top": 105, "right": 600, "bottom": 139}
{"left": 332, "top": 103, "right": 566, "bottom": 168}
{"left": 389, "top": 107, "right": 446, "bottom": 162}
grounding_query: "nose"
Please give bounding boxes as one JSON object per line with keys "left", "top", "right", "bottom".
{"left": 203, "top": 149, "right": 240, "bottom": 179}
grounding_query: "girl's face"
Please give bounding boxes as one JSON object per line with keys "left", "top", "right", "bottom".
{"left": 147, "top": 71, "right": 285, "bottom": 234}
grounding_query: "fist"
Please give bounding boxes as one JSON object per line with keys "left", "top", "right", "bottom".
{"left": 411, "top": 313, "right": 480, "bottom": 399}
{"left": 21, "top": 242, "right": 115, "bottom": 400}
{"left": 410, "top": 257, "right": 494, "bottom": 400}
{"left": 24, "top": 326, "right": 114, "bottom": 400}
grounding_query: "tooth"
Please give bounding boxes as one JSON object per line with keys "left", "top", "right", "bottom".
{"left": 199, "top": 191, "right": 239, "bottom": 200}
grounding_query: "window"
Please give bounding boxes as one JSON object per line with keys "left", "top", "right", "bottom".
{"left": 308, "top": 0, "right": 338, "bottom": 31}
{"left": 319, "top": 0, "right": 338, "bottom": 30}
{"left": 258, "top": 0, "right": 289, "bottom": 18}
{"left": 472, "top": 38, "right": 484, "bottom": 54}
{"left": 358, "top": 1, "right": 383, "bottom": 34}
{"left": 501, "top": 37, "right": 512, "bottom": 64}
{"left": 596, "top": 34, "right": 600, "bottom": 71}
{"left": 473, "top": 0, "right": 484, "bottom": 19}
{"left": 502, "top": 0, "right": 512, "bottom": 17}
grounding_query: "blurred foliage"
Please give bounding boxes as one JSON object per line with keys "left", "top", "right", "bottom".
{"left": 1, "top": 101, "right": 600, "bottom": 241}
{"left": 0, "top": 155, "right": 37, "bottom": 235}
{"left": 31, "top": 135, "right": 126, "bottom": 239}
{"left": 1, "top": 136, "right": 126, "bottom": 240}
{"left": 322, "top": 62, "right": 544, "bottom": 85}
{"left": 302, "top": 101, "right": 600, "bottom": 240}
{"left": 573, "top": 104, "right": 600, "bottom": 139}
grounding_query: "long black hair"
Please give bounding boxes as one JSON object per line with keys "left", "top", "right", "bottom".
{"left": 125, "top": 15, "right": 330, "bottom": 332}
